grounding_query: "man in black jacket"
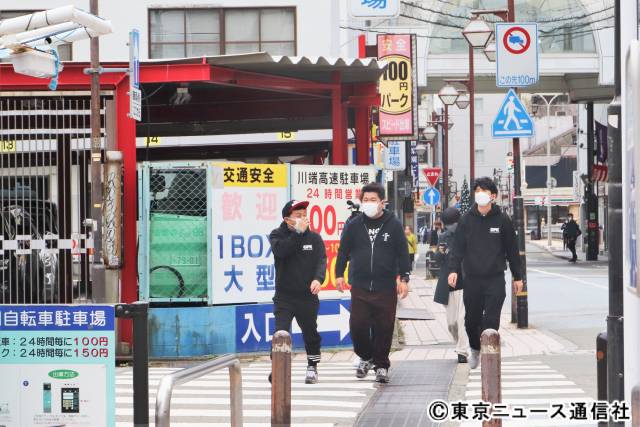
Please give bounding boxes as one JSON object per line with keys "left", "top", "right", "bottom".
{"left": 448, "top": 177, "right": 523, "bottom": 370}
{"left": 335, "top": 183, "right": 410, "bottom": 384}
{"left": 269, "top": 200, "right": 327, "bottom": 384}
{"left": 562, "top": 213, "right": 582, "bottom": 262}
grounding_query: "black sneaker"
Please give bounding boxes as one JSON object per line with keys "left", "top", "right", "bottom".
{"left": 305, "top": 366, "right": 318, "bottom": 384}
{"left": 356, "top": 359, "right": 373, "bottom": 378}
{"left": 375, "top": 368, "right": 389, "bottom": 383}
{"left": 458, "top": 354, "right": 468, "bottom": 363}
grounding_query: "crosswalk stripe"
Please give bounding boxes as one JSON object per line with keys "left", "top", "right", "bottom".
{"left": 501, "top": 361, "right": 544, "bottom": 365}
{"left": 115, "top": 380, "right": 374, "bottom": 389}
{"left": 466, "top": 389, "right": 586, "bottom": 397}
{"left": 115, "top": 408, "right": 359, "bottom": 418}
{"left": 115, "top": 389, "right": 368, "bottom": 398}
{"left": 115, "top": 397, "right": 365, "bottom": 408}
{"left": 118, "top": 371, "right": 361, "bottom": 378}
{"left": 118, "top": 375, "right": 364, "bottom": 382}
{"left": 469, "top": 375, "right": 565, "bottom": 380}
{"left": 460, "top": 419, "right": 595, "bottom": 426}
{"left": 467, "top": 381, "right": 575, "bottom": 388}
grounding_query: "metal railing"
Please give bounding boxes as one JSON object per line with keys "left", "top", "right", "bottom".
{"left": 155, "top": 354, "right": 243, "bottom": 427}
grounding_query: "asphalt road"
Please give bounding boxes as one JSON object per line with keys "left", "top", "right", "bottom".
{"left": 507, "top": 242, "right": 609, "bottom": 400}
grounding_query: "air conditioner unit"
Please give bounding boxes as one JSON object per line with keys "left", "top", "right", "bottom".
{"left": 11, "top": 49, "right": 61, "bottom": 78}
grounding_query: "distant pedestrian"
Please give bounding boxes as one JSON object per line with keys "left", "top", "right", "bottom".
{"left": 335, "top": 182, "right": 411, "bottom": 383}
{"left": 269, "top": 200, "right": 327, "bottom": 384}
{"left": 429, "top": 220, "right": 443, "bottom": 247}
{"left": 433, "top": 207, "right": 469, "bottom": 363}
{"left": 563, "top": 213, "right": 582, "bottom": 262}
{"left": 448, "top": 177, "right": 523, "bottom": 369}
{"left": 405, "top": 226, "right": 418, "bottom": 271}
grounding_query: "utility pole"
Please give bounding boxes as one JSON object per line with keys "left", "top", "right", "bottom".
{"left": 606, "top": 0, "right": 624, "bottom": 419}
{"left": 586, "top": 102, "right": 599, "bottom": 261}
{"left": 89, "top": 0, "right": 105, "bottom": 302}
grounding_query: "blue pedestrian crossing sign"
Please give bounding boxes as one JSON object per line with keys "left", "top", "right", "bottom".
{"left": 423, "top": 187, "right": 441, "bottom": 206}
{"left": 492, "top": 89, "right": 535, "bottom": 139}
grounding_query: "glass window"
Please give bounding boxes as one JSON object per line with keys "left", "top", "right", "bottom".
{"left": 475, "top": 124, "right": 484, "bottom": 137}
{"left": 475, "top": 149, "right": 485, "bottom": 163}
{"left": 0, "top": 10, "right": 72, "bottom": 60}
{"left": 150, "top": 9, "right": 220, "bottom": 58}
{"left": 475, "top": 97, "right": 483, "bottom": 113}
{"left": 150, "top": 7, "right": 295, "bottom": 58}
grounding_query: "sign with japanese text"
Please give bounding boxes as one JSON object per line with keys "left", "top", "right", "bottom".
{"left": 211, "top": 163, "right": 289, "bottom": 304}
{"left": 350, "top": 0, "right": 399, "bottom": 18}
{"left": 290, "top": 165, "right": 376, "bottom": 293}
{"left": 411, "top": 141, "right": 419, "bottom": 188}
{"left": 377, "top": 34, "right": 417, "bottom": 138}
{"left": 0, "top": 305, "right": 115, "bottom": 427}
{"left": 496, "top": 23, "right": 539, "bottom": 87}
{"left": 422, "top": 167, "right": 441, "bottom": 187}
{"left": 236, "top": 299, "right": 351, "bottom": 352}
{"left": 384, "top": 141, "right": 406, "bottom": 170}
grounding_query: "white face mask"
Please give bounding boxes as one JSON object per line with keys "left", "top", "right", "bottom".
{"left": 361, "top": 202, "right": 380, "bottom": 218}
{"left": 475, "top": 192, "right": 492, "bottom": 207}
{"left": 293, "top": 217, "right": 306, "bottom": 234}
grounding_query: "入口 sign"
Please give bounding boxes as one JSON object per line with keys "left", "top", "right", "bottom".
{"left": 377, "top": 34, "right": 418, "bottom": 138}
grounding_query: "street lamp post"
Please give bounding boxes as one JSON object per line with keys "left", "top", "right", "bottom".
{"left": 532, "top": 94, "right": 562, "bottom": 247}
{"left": 438, "top": 85, "right": 459, "bottom": 208}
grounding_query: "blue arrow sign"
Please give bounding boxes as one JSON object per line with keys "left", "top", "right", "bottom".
{"left": 423, "top": 188, "right": 441, "bottom": 206}
{"left": 235, "top": 299, "right": 352, "bottom": 352}
{"left": 492, "top": 89, "right": 534, "bottom": 138}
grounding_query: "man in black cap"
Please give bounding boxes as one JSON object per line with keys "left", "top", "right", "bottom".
{"left": 269, "top": 200, "right": 327, "bottom": 384}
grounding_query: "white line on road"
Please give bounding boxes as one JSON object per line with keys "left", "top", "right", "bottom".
{"left": 115, "top": 389, "right": 367, "bottom": 398}
{"left": 115, "top": 396, "right": 365, "bottom": 408}
{"left": 469, "top": 375, "right": 565, "bottom": 380}
{"left": 502, "top": 361, "right": 544, "bottom": 365}
{"left": 466, "top": 388, "right": 586, "bottom": 397}
{"left": 114, "top": 380, "right": 374, "bottom": 390}
{"left": 467, "top": 381, "right": 575, "bottom": 388}
{"left": 528, "top": 267, "right": 608, "bottom": 290}
{"left": 116, "top": 424, "right": 334, "bottom": 427}
{"left": 116, "top": 408, "right": 359, "bottom": 418}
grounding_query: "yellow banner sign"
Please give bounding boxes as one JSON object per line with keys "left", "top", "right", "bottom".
{"left": 216, "top": 163, "right": 287, "bottom": 187}
{"left": 276, "top": 131, "right": 296, "bottom": 141}
{"left": 144, "top": 136, "right": 161, "bottom": 146}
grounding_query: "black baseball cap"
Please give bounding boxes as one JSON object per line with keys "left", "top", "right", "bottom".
{"left": 441, "top": 207, "right": 461, "bottom": 225}
{"left": 282, "top": 200, "right": 309, "bottom": 218}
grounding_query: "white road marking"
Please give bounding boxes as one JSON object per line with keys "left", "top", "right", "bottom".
{"left": 115, "top": 396, "right": 364, "bottom": 408}
{"left": 466, "top": 388, "right": 586, "bottom": 397}
{"left": 528, "top": 267, "right": 608, "bottom": 290}
{"left": 467, "top": 381, "right": 575, "bottom": 388}
{"left": 469, "top": 374, "right": 565, "bottom": 380}
{"left": 116, "top": 408, "right": 359, "bottom": 418}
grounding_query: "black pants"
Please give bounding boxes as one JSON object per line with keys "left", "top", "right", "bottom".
{"left": 567, "top": 238, "right": 577, "bottom": 261}
{"left": 463, "top": 275, "right": 506, "bottom": 351}
{"left": 350, "top": 287, "right": 397, "bottom": 369}
{"left": 273, "top": 294, "right": 321, "bottom": 365}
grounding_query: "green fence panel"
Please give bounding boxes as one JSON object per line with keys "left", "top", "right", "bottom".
{"left": 149, "top": 212, "right": 207, "bottom": 298}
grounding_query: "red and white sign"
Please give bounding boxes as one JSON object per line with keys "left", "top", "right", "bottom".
{"left": 290, "top": 165, "right": 376, "bottom": 294}
{"left": 496, "top": 23, "right": 539, "bottom": 87}
{"left": 422, "top": 167, "right": 441, "bottom": 187}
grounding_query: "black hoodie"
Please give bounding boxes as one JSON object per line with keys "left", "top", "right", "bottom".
{"left": 269, "top": 222, "right": 327, "bottom": 298}
{"left": 335, "top": 210, "right": 411, "bottom": 292}
{"left": 448, "top": 204, "right": 523, "bottom": 281}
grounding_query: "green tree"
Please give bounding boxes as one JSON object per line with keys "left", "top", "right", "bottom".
{"left": 460, "top": 177, "right": 471, "bottom": 215}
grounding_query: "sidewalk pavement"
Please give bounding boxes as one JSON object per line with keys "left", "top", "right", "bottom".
{"left": 529, "top": 238, "right": 609, "bottom": 263}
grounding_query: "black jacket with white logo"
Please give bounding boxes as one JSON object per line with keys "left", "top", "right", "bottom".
{"left": 335, "top": 210, "right": 411, "bottom": 292}
{"left": 269, "top": 222, "right": 327, "bottom": 298}
{"left": 448, "top": 204, "right": 523, "bottom": 280}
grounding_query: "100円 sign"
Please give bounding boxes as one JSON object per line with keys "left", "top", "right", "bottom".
{"left": 377, "top": 34, "right": 418, "bottom": 138}
{"left": 0, "top": 305, "right": 116, "bottom": 427}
